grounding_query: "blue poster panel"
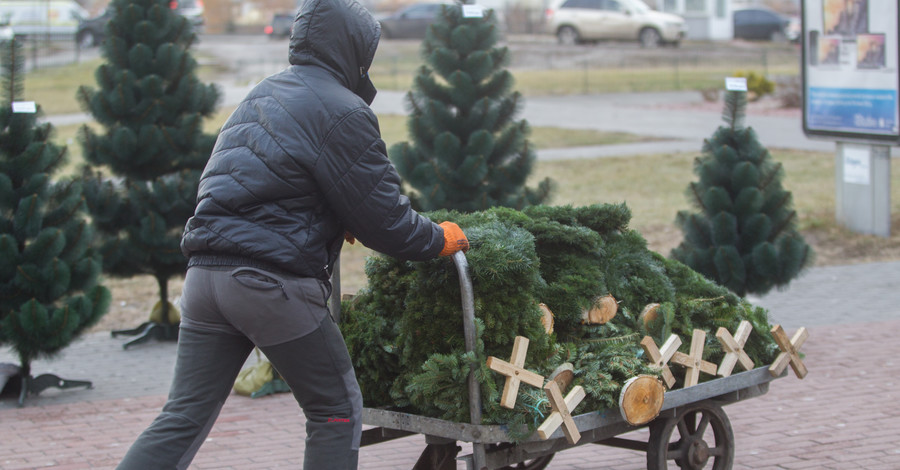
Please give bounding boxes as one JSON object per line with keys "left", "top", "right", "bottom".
{"left": 802, "top": 0, "right": 900, "bottom": 143}
{"left": 807, "top": 88, "right": 897, "bottom": 134}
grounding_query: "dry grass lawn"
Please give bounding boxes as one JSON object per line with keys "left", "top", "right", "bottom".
{"left": 92, "top": 148, "right": 900, "bottom": 334}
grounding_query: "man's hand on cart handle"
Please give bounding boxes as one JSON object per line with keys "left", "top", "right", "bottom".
{"left": 438, "top": 221, "right": 469, "bottom": 256}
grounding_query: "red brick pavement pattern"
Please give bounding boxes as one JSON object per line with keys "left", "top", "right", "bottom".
{"left": 2, "top": 319, "right": 899, "bottom": 469}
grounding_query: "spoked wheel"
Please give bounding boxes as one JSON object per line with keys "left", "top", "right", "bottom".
{"left": 487, "top": 443, "right": 556, "bottom": 470}
{"left": 498, "top": 454, "right": 555, "bottom": 470}
{"left": 647, "top": 403, "right": 734, "bottom": 470}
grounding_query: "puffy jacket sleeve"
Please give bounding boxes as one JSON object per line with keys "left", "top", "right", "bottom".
{"left": 315, "top": 107, "right": 445, "bottom": 261}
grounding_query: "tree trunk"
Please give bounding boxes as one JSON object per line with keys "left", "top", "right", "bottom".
{"left": 156, "top": 275, "right": 170, "bottom": 325}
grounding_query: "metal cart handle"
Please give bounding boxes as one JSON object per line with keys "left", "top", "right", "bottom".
{"left": 333, "top": 251, "right": 487, "bottom": 467}
{"left": 453, "top": 251, "right": 487, "bottom": 468}
{"left": 453, "top": 251, "right": 483, "bottom": 428}
{"left": 332, "top": 251, "right": 482, "bottom": 426}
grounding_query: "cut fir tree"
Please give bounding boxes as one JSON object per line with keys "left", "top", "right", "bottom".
{"left": 672, "top": 90, "right": 813, "bottom": 297}
{"left": 389, "top": 3, "right": 552, "bottom": 212}
{"left": 76, "top": 0, "right": 219, "bottom": 348}
{"left": 0, "top": 38, "right": 111, "bottom": 405}
{"left": 340, "top": 204, "right": 780, "bottom": 436}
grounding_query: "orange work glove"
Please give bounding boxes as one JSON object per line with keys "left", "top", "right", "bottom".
{"left": 438, "top": 221, "right": 469, "bottom": 256}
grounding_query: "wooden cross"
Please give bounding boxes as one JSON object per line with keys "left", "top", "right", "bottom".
{"left": 671, "top": 329, "right": 717, "bottom": 387}
{"left": 486, "top": 336, "right": 545, "bottom": 409}
{"left": 537, "top": 380, "right": 586, "bottom": 444}
{"left": 716, "top": 321, "right": 754, "bottom": 377}
{"left": 640, "top": 334, "right": 682, "bottom": 388}
{"left": 769, "top": 325, "right": 808, "bottom": 379}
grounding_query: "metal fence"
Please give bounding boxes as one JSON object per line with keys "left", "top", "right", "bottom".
{"left": 369, "top": 39, "right": 801, "bottom": 95}
{"left": 10, "top": 34, "right": 95, "bottom": 71}
{"left": 20, "top": 32, "right": 801, "bottom": 98}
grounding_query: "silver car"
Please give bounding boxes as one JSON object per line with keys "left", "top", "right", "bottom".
{"left": 170, "top": 0, "right": 204, "bottom": 33}
{"left": 545, "top": 0, "right": 687, "bottom": 47}
{"left": 377, "top": 2, "right": 452, "bottom": 40}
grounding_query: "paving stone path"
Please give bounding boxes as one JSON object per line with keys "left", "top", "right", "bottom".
{"left": 2, "top": 257, "right": 898, "bottom": 469}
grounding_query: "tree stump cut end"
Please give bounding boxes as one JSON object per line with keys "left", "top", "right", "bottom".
{"left": 619, "top": 374, "right": 665, "bottom": 425}
{"left": 582, "top": 294, "right": 618, "bottom": 324}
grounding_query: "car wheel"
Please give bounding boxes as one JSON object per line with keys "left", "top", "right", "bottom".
{"left": 639, "top": 27, "right": 661, "bottom": 48}
{"left": 77, "top": 30, "right": 95, "bottom": 48}
{"left": 557, "top": 26, "right": 580, "bottom": 46}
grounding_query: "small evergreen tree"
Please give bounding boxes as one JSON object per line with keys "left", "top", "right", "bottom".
{"left": 671, "top": 90, "right": 813, "bottom": 297}
{"left": 0, "top": 38, "right": 111, "bottom": 403}
{"left": 389, "top": 3, "right": 552, "bottom": 212}
{"left": 76, "top": 0, "right": 219, "bottom": 346}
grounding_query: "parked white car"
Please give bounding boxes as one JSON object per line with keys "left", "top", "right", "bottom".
{"left": 544, "top": 0, "right": 687, "bottom": 47}
{"left": 0, "top": 0, "right": 88, "bottom": 38}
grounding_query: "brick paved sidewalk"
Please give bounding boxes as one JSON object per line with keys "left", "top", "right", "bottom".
{"left": 3, "top": 316, "right": 899, "bottom": 469}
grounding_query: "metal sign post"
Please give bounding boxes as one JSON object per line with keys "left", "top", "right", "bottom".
{"left": 801, "top": 0, "right": 898, "bottom": 236}
{"left": 834, "top": 143, "right": 892, "bottom": 236}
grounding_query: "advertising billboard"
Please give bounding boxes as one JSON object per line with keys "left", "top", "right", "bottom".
{"left": 802, "top": 0, "right": 899, "bottom": 143}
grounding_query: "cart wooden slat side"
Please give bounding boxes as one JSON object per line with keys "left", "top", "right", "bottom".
{"left": 361, "top": 367, "right": 782, "bottom": 466}
{"left": 363, "top": 366, "right": 778, "bottom": 443}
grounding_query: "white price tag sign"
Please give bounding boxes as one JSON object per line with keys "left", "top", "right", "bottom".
{"left": 843, "top": 146, "right": 871, "bottom": 185}
{"left": 12, "top": 101, "right": 37, "bottom": 113}
{"left": 724, "top": 77, "right": 748, "bottom": 92}
{"left": 462, "top": 4, "right": 484, "bottom": 18}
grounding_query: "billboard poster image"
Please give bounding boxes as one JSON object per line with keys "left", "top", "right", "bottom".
{"left": 857, "top": 34, "right": 885, "bottom": 69}
{"left": 823, "top": 0, "right": 868, "bottom": 36}
{"left": 803, "top": 0, "right": 899, "bottom": 142}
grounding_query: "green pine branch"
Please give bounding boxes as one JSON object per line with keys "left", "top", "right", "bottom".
{"left": 722, "top": 90, "right": 747, "bottom": 131}
{"left": 1, "top": 38, "right": 25, "bottom": 104}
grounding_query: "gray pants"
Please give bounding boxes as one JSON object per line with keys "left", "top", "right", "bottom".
{"left": 118, "top": 266, "right": 362, "bottom": 470}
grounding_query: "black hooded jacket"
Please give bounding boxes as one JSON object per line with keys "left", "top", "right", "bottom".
{"left": 181, "top": 0, "right": 444, "bottom": 280}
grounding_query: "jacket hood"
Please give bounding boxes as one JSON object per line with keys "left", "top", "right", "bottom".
{"left": 289, "top": 0, "right": 380, "bottom": 102}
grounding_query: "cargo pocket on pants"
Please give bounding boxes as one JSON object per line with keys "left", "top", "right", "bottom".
{"left": 219, "top": 267, "right": 327, "bottom": 347}
{"left": 230, "top": 267, "right": 289, "bottom": 300}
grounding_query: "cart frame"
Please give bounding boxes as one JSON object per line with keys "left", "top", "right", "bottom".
{"left": 348, "top": 252, "right": 783, "bottom": 469}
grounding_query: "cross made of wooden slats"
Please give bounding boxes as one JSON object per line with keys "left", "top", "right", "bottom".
{"left": 486, "top": 336, "right": 545, "bottom": 409}
{"left": 537, "top": 380, "right": 586, "bottom": 445}
{"left": 671, "top": 329, "right": 717, "bottom": 387}
{"left": 640, "top": 334, "right": 682, "bottom": 388}
{"left": 769, "top": 325, "right": 808, "bottom": 379}
{"left": 715, "top": 320, "right": 754, "bottom": 377}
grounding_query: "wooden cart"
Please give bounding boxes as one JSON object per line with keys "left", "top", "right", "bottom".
{"left": 347, "top": 252, "right": 785, "bottom": 470}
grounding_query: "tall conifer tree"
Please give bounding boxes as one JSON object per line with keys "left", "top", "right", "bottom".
{"left": 1, "top": 38, "right": 111, "bottom": 404}
{"left": 672, "top": 90, "right": 813, "bottom": 296}
{"left": 390, "top": 3, "right": 552, "bottom": 212}
{"left": 77, "top": 0, "right": 219, "bottom": 347}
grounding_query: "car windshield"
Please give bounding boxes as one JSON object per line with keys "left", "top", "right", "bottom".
{"left": 631, "top": 0, "right": 650, "bottom": 13}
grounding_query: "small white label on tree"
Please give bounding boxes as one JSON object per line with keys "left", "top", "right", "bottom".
{"left": 462, "top": 4, "right": 484, "bottom": 18}
{"left": 12, "top": 101, "right": 37, "bottom": 113}
{"left": 843, "top": 146, "right": 870, "bottom": 185}
{"left": 725, "top": 77, "right": 748, "bottom": 92}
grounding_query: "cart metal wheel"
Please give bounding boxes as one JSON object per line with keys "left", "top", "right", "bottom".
{"left": 646, "top": 403, "right": 734, "bottom": 470}
{"left": 498, "top": 454, "right": 555, "bottom": 470}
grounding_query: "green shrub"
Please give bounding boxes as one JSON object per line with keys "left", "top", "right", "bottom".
{"left": 732, "top": 70, "right": 774, "bottom": 101}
